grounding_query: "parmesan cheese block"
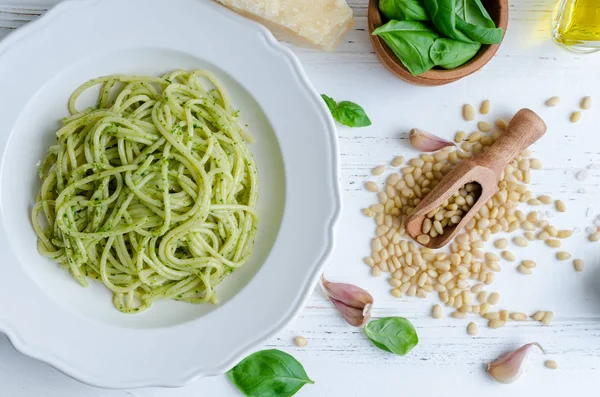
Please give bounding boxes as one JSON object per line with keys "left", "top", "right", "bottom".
{"left": 216, "top": 0, "right": 355, "bottom": 51}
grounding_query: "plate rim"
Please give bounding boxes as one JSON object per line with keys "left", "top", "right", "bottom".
{"left": 0, "top": 0, "right": 342, "bottom": 388}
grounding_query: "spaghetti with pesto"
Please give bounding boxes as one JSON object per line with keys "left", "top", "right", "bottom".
{"left": 31, "top": 70, "right": 258, "bottom": 313}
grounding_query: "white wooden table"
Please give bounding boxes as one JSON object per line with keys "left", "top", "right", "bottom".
{"left": 2, "top": 0, "right": 600, "bottom": 395}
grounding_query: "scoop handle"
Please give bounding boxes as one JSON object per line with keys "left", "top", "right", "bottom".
{"left": 473, "top": 109, "right": 546, "bottom": 174}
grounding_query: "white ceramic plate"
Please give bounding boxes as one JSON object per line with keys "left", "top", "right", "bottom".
{"left": 0, "top": 0, "right": 340, "bottom": 388}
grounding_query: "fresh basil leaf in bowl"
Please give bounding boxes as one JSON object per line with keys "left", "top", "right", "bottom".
{"left": 422, "top": 0, "right": 475, "bottom": 43}
{"left": 379, "top": 0, "right": 429, "bottom": 21}
{"left": 455, "top": 0, "right": 503, "bottom": 44}
{"left": 372, "top": 20, "right": 439, "bottom": 76}
{"left": 364, "top": 317, "right": 419, "bottom": 356}
{"left": 321, "top": 94, "right": 371, "bottom": 128}
{"left": 430, "top": 38, "right": 481, "bottom": 69}
{"left": 227, "top": 349, "right": 314, "bottom": 397}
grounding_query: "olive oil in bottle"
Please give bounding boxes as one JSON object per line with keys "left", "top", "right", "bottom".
{"left": 552, "top": 0, "right": 600, "bottom": 53}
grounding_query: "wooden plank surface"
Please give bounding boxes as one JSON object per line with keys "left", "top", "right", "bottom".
{"left": 1, "top": 0, "right": 599, "bottom": 396}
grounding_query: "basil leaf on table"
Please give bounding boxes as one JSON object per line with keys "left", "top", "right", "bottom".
{"left": 372, "top": 20, "right": 439, "bottom": 76}
{"left": 422, "top": 0, "right": 474, "bottom": 43}
{"left": 379, "top": 0, "right": 429, "bottom": 21}
{"left": 321, "top": 94, "right": 338, "bottom": 115}
{"left": 455, "top": 0, "right": 502, "bottom": 44}
{"left": 321, "top": 94, "right": 371, "bottom": 128}
{"left": 227, "top": 349, "right": 314, "bottom": 397}
{"left": 364, "top": 317, "right": 419, "bottom": 356}
{"left": 430, "top": 38, "right": 481, "bottom": 69}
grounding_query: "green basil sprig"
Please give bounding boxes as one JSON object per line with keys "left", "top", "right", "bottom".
{"left": 379, "top": 0, "right": 429, "bottom": 21}
{"left": 455, "top": 0, "right": 503, "bottom": 44}
{"left": 430, "top": 38, "right": 481, "bottom": 69}
{"left": 372, "top": 20, "right": 439, "bottom": 76}
{"left": 364, "top": 317, "right": 419, "bottom": 356}
{"left": 322, "top": 95, "right": 372, "bottom": 128}
{"left": 422, "top": 0, "right": 474, "bottom": 43}
{"left": 227, "top": 349, "right": 314, "bottom": 397}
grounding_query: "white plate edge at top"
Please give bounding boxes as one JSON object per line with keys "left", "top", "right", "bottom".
{"left": 0, "top": 0, "right": 342, "bottom": 388}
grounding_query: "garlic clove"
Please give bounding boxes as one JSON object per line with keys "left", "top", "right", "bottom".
{"left": 488, "top": 342, "right": 545, "bottom": 384}
{"left": 321, "top": 274, "right": 373, "bottom": 327}
{"left": 409, "top": 128, "right": 458, "bottom": 152}
{"left": 330, "top": 298, "right": 372, "bottom": 327}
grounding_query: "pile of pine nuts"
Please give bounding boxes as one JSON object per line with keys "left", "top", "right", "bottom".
{"left": 418, "top": 182, "right": 481, "bottom": 242}
{"left": 362, "top": 102, "right": 592, "bottom": 333}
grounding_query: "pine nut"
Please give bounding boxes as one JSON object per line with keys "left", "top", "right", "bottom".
{"left": 545, "top": 360, "right": 558, "bottom": 370}
{"left": 488, "top": 292, "right": 500, "bottom": 305}
{"left": 432, "top": 304, "right": 443, "bottom": 319}
{"left": 521, "top": 260, "right": 536, "bottom": 269}
{"left": 589, "top": 232, "right": 600, "bottom": 242}
{"left": 480, "top": 100, "right": 491, "bottom": 115}
{"left": 580, "top": 96, "right": 592, "bottom": 110}
{"left": 537, "top": 231, "right": 550, "bottom": 240}
{"left": 532, "top": 311, "right": 545, "bottom": 321}
{"left": 417, "top": 234, "right": 431, "bottom": 245}
{"left": 524, "top": 232, "right": 535, "bottom": 241}
{"left": 537, "top": 194, "right": 552, "bottom": 204}
{"left": 546, "top": 225, "right": 558, "bottom": 237}
{"left": 501, "top": 251, "right": 516, "bottom": 261}
{"left": 451, "top": 311, "right": 467, "bottom": 319}
{"left": 542, "top": 311, "right": 553, "bottom": 325}
{"left": 546, "top": 239, "right": 561, "bottom": 248}
{"left": 485, "top": 252, "right": 499, "bottom": 262}
{"left": 510, "top": 312, "right": 527, "bottom": 321}
{"left": 483, "top": 311, "right": 499, "bottom": 321}
{"left": 494, "top": 238, "right": 508, "bottom": 249}
{"left": 488, "top": 319, "right": 505, "bottom": 329}
{"left": 478, "top": 121, "right": 491, "bottom": 132}
{"left": 480, "top": 302, "right": 490, "bottom": 314}
{"left": 363, "top": 208, "right": 375, "bottom": 218}
{"left": 570, "top": 111, "right": 582, "bottom": 123}
{"left": 495, "top": 118, "right": 507, "bottom": 130}
{"left": 521, "top": 221, "right": 535, "bottom": 231}
{"left": 468, "top": 131, "right": 483, "bottom": 143}
{"left": 467, "top": 322, "right": 479, "bottom": 336}
{"left": 530, "top": 159, "right": 543, "bottom": 169}
{"left": 294, "top": 336, "right": 308, "bottom": 347}
{"left": 517, "top": 265, "right": 532, "bottom": 275}
{"left": 499, "top": 310, "right": 509, "bottom": 322}
{"left": 477, "top": 291, "right": 489, "bottom": 303}
{"left": 366, "top": 181, "right": 378, "bottom": 192}
{"left": 392, "top": 156, "right": 404, "bottom": 167}
{"left": 513, "top": 236, "right": 529, "bottom": 247}
{"left": 545, "top": 96, "right": 560, "bottom": 107}
{"left": 557, "top": 229, "right": 572, "bottom": 239}
{"left": 372, "top": 165, "right": 386, "bottom": 176}
{"left": 573, "top": 259, "right": 584, "bottom": 272}
{"left": 454, "top": 131, "right": 466, "bottom": 142}
{"left": 372, "top": 266, "right": 382, "bottom": 277}
{"left": 556, "top": 252, "right": 571, "bottom": 261}
{"left": 537, "top": 220, "right": 549, "bottom": 229}
{"left": 463, "top": 104, "right": 476, "bottom": 121}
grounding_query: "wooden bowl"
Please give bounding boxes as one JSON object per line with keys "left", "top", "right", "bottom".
{"left": 368, "top": 0, "right": 509, "bottom": 86}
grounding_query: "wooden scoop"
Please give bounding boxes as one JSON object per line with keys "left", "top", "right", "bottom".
{"left": 404, "top": 108, "right": 547, "bottom": 249}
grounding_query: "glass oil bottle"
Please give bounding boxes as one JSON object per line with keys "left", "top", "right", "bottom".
{"left": 552, "top": 0, "right": 600, "bottom": 53}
